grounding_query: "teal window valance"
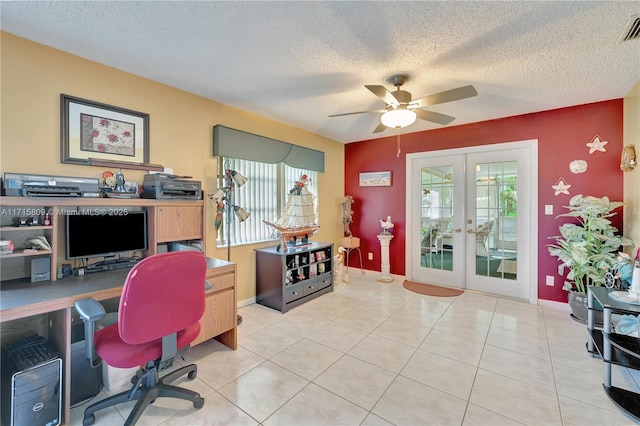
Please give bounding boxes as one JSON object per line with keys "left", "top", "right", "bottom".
{"left": 213, "top": 125, "right": 325, "bottom": 172}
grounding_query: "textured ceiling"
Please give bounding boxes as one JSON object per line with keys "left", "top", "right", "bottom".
{"left": 1, "top": 1, "right": 639, "bottom": 143}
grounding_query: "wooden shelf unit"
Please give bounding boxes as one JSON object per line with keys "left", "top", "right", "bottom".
{"left": 0, "top": 195, "right": 237, "bottom": 425}
{"left": 0, "top": 196, "right": 206, "bottom": 282}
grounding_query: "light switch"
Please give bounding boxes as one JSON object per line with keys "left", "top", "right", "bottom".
{"left": 545, "top": 275, "right": 554, "bottom": 286}
{"left": 545, "top": 205, "right": 553, "bottom": 215}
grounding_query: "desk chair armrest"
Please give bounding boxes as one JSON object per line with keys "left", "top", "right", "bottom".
{"left": 74, "top": 298, "right": 106, "bottom": 365}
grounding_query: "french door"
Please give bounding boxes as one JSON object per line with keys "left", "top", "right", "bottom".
{"left": 407, "top": 141, "right": 536, "bottom": 301}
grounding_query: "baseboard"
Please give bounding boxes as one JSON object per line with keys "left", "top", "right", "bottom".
{"left": 237, "top": 296, "right": 256, "bottom": 309}
{"left": 538, "top": 298, "right": 570, "bottom": 312}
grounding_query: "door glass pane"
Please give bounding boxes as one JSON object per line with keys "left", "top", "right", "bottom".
{"left": 474, "top": 161, "right": 517, "bottom": 280}
{"left": 421, "top": 166, "right": 453, "bottom": 271}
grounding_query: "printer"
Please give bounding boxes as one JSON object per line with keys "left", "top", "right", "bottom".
{"left": 142, "top": 174, "right": 202, "bottom": 200}
{"left": 3, "top": 173, "right": 100, "bottom": 197}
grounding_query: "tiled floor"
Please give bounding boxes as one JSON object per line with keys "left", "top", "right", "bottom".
{"left": 71, "top": 272, "right": 640, "bottom": 425}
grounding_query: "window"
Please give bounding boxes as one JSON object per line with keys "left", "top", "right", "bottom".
{"left": 216, "top": 158, "right": 318, "bottom": 247}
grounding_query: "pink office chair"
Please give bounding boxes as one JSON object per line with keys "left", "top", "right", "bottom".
{"left": 75, "top": 251, "right": 207, "bottom": 426}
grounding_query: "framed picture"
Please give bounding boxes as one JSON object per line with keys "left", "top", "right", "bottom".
{"left": 359, "top": 171, "right": 392, "bottom": 187}
{"left": 61, "top": 94, "right": 150, "bottom": 167}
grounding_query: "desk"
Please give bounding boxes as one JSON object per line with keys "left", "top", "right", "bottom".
{"left": 0, "top": 257, "right": 236, "bottom": 425}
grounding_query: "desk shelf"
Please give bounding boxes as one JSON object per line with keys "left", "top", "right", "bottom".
{"left": 0, "top": 225, "right": 53, "bottom": 232}
{"left": 0, "top": 249, "right": 53, "bottom": 258}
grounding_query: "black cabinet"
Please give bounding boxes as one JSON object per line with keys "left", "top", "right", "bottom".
{"left": 255, "top": 242, "right": 333, "bottom": 313}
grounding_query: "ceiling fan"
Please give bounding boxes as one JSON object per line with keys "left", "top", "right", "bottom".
{"left": 329, "top": 74, "right": 477, "bottom": 133}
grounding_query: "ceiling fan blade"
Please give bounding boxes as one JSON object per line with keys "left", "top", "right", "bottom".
{"left": 411, "top": 85, "right": 477, "bottom": 109}
{"left": 415, "top": 109, "right": 456, "bottom": 126}
{"left": 329, "top": 109, "right": 385, "bottom": 118}
{"left": 365, "top": 85, "right": 399, "bottom": 106}
{"left": 373, "top": 122, "right": 388, "bottom": 133}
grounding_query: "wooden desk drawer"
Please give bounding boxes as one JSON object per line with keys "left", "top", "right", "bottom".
{"left": 193, "top": 288, "right": 235, "bottom": 346}
{"left": 205, "top": 272, "right": 234, "bottom": 293}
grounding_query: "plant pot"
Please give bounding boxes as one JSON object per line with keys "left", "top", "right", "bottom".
{"left": 568, "top": 290, "right": 603, "bottom": 325}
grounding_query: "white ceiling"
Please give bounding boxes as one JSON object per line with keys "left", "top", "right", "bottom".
{"left": 1, "top": 1, "right": 639, "bottom": 144}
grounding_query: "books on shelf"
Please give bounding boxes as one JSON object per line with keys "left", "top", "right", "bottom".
{"left": 0, "top": 240, "right": 14, "bottom": 255}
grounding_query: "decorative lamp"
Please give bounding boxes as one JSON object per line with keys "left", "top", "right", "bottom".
{"left": 209, "top": 160, "right": 250, "bottom": 326}
{"left": 233, "top": 206, "right": 250, "bottom": 222}
{"left": 381, "top": 107, "right": 417, "bottom": 129}
{"left": 228, "top": 170, "right": 248, "bottom": 187}
{"left": 209, "top": 160, "right": 251, "bottom": 260}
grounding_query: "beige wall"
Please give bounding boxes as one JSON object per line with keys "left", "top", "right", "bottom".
{"left": 0, "top": 32, "right": 345, "bottom": 304}
{"left": 624, "top": 81, "right": 640, "bottom": 258}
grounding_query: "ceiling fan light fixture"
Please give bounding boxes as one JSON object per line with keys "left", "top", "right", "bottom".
{"left": 381, "top": 108, "right": 417, "bottom": 129}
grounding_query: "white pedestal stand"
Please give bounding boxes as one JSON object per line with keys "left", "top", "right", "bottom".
{"left": 377, "top": 233, "right": 394, "bottom": 283}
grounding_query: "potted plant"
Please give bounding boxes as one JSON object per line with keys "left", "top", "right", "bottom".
{"left": 548, "top": 194, "right": 634, "bottom": 323}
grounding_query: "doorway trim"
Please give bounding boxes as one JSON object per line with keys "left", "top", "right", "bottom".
{"left": 405, "top": 140, "right": 539, "bottom": 304}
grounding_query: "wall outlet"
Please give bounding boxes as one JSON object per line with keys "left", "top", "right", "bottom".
{"left": 545, "top": 275, "right": 554, "bottom": 286}
{"left": 545, "top": 205, "right": 553, "bottom": 215}
{"left": 368, "top": 252, "right": 373, "bottom": 260}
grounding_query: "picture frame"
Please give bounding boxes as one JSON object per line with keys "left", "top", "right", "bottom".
{"left": 61, "top": 94, "right": 150, "bottom": 168}
{"left": 359, "top": 171, "right": 392, "bottom": 187}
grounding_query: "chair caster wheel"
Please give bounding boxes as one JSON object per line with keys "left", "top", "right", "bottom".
{"left": 188, "top": 370, "right": 197, "bottom": 380}
{"left": 194, "top": 397, "right": 204, "bottom": 409}
{"left": 83, "top": 414, "right": 95, "bottom": 426}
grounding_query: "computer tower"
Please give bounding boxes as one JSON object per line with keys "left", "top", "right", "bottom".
{"left": 1, "top": 336, "right": 62, "bottom": 426}
{"left": 70, "top": 323, "right": 102, "bottom": 405}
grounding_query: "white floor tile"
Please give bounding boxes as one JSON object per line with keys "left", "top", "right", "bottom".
{"left": 372, "top": 375, "right": 467, "bottom": 425}
{"left": 217, "top": 361, "right": 309, "bottom": 422}
{"left": 264, "top": 383, "right": 368, "bottom": 425}
{"left": 314, "top": 354, "right": 396, "bottom": 410}
{"left": 400, "top": 348, "right": 478, "bottom": 400}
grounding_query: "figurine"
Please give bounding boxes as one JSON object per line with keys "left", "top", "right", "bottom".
{"left": 380, "top": 216, "right": 394, "bottom": 234}
{"left": 341, "top": 195, "right": 354, "bottom": 237}
{"left": 289, "top": 174, "right": 309, "bottom": 195}
{"left": 333, "top": 246, "right": 348, "bottom": 284}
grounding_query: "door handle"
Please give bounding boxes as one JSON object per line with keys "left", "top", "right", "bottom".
{"left": 467, "top": 229, "right": 477, "bottom": 234}
{"left": 453, "top": 228, "right": 462, "bottom": 233}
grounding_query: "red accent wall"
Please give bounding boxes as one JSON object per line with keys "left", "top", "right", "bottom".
{"left": 344, "top": 100, "right": 624, "bottom": 303}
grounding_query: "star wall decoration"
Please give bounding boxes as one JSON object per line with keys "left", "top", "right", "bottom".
{"left": 586, "top": 135, "right": 608, "bottom": 154}
{"left": 552, "top": 178, "right": 571, "bottom": 196}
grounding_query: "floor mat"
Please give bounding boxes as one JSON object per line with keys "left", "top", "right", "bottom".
{"left": 402, "top": 280, "right": 464, "bottom": 297}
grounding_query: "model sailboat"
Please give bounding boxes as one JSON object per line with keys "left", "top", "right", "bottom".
{"left": 264, "top": 174, "right": 319, "bottom": 247}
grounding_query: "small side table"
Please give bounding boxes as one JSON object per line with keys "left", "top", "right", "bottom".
{"left": 340, "top": 237, "right": 364, "bottom": 275}
{"left": 377, "top": 233, "right": 394, "bottom": 282}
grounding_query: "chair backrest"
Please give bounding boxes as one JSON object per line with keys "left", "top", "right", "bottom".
{"left": 118, "top": 251, "right": 206, "bottom": 345}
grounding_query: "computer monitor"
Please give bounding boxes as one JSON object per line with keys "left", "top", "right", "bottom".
{"left": 65, "top": 211, "right": 148, "bottom": 261}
